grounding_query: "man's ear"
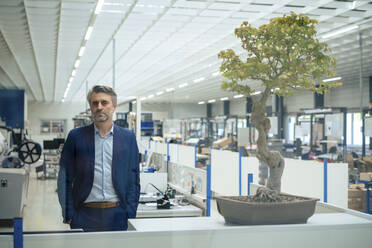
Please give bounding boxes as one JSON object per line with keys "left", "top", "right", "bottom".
{"left": 113, "top": 103, "right": 117, "bottom": 110}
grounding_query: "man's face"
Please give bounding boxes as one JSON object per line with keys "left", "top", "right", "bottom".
{"left": 90, "top": 92, "right": 117, "bottom": 123}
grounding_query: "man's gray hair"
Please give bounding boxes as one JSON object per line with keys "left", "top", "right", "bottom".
{"left": 87, "top": 85, "right": 117, "bottom": 105}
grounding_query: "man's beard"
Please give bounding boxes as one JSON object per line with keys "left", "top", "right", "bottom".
{"left": 93, "top": 110, "right": 113, "bottom": 122}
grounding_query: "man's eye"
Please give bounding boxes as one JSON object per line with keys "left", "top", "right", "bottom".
{"left": 102, "top": 101, "right": 108, "bottom": 105}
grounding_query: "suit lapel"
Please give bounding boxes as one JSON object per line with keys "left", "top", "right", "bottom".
{"left": 87, "top": 124, "right": 95, "bottom": 179}
{"left": 112, "top": 125, "right": 128, "bottom": 175}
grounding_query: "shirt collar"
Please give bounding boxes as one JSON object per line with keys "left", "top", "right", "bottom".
{"left": 94, "top": 123, "right": 114, "bottom": 137}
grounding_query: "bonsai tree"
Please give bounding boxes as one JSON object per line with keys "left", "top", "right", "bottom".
{"left": 218, "top": 12, "right": 341, "bottom": 200}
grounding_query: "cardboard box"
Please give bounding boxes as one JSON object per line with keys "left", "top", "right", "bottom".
{"left": 201, "top": 147, "right": 210, "bottom": 155}
{"left": 361, "top": 156, "right": 372, "bottom": 172}
{"left": 348, "top": 198, "right": 363, "bottom": 211}
{"left": 213, "top": 136, "right": 236, "bottom": 149}
{"left": 348, "top": 188, "right": 364, "bottom": 198}
{"left": 363, "top": 156, "right": 372, "bottom": 164}
{"left": 349, "top": 184, "right": 365, "bottom": 189}
{"left": 360, "top": 172, "right": 372, "bottom": 181}
{"left": 348, "top": 184, "right": 371, "bottom": 212}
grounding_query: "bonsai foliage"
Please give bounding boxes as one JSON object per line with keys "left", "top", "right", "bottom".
{"left": 218, "top": 12, "right": 341, "bottom": 193}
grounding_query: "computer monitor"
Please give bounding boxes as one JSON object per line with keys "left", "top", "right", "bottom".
{"left": 43, "top": 140, "right": 59, "bottom": 150}
{"left": 53, "top": 138, "right": 65, "bottom": 146}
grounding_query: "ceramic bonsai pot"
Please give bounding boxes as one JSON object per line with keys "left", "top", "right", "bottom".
{"left": 216, "top": 193, "right": 319, "bottom": 225}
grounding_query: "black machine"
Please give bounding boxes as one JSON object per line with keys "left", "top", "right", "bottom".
{"left": 0, "top": 125, "right": 42, "bottom": 168}
{"left": 143, "top": 183, "right": 173, "bottom": 209}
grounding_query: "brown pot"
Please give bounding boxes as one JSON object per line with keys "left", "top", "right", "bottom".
{"left": 216, "top": 193, "right": 319, "bottom": 225}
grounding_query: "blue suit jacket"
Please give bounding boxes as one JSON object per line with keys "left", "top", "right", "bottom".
{"left": 57, "top": 124, "right": 140, "bottom": 223}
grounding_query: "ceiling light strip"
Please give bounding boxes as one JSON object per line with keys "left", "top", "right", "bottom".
{"left": 322, "top": 77, "right": 342, "bottom": 82}
{"left": 321, "top": 25, "right": 359, "bottom": 39}
{"left": 95, "top": 0, "right": 105, "bottom": 14}
{"left": 233, "top": 94, "right": 244, "bottom": 99}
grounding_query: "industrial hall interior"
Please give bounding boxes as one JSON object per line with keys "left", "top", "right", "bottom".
{"left": 1, "top": 0, "right": 372, "bottom": 247}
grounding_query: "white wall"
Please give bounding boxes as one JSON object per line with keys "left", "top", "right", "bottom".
{"left": 27, "top": 101, "right": 85, "bottom": 146}
{"left": 230, "top": 98, "right": 246, "bottom": 116}
{"left": 117, "top": 102, "right": 168, "bottom": 121}
{"left": 325, "top": 80, "right": 369, "bottom": 109}
{"left": 212, "top": 102, "right": 224, "bottom": 116}
{"left": 136, "top": 102, "right": 206, "bottom": 119}
{"left": 116, "top": 102, "right": 130, "bottom": 113}
{"left": 285, "top": 90, "right": 314, "bottom": 113}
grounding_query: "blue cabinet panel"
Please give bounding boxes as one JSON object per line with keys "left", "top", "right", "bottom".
{"left": 0, "top": 90, "right": 24, "bottom": 129}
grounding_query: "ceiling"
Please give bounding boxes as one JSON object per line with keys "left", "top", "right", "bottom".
{"left": 0, "top": 0, "right": 372, "bottom": 105}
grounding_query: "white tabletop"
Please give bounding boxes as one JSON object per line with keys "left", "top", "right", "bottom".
{"left": 129, "top": 212, "right": 372, "bottom": 232}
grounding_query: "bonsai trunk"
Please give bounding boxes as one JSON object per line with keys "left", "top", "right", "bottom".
{"left": 251, "top": 88, "right": 285, "bottom": 192}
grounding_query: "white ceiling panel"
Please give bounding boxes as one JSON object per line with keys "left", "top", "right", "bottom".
{"left": 0, "top": 0, "right": 371, "bottom": 105}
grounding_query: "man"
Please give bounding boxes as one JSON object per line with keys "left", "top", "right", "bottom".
{"left": 57, "top": 85, "right": 140, "bottom": 231}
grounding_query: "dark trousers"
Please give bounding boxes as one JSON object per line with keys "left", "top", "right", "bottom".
{"left": 70, "top": 206, "right": 128, "bottom": 232}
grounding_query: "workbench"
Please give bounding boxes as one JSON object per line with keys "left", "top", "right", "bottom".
{"left": 1, "top": 203, "right": 372, "bottom": 248}
{"left": 136, "top": 203, "right": 202, "bottom": 218}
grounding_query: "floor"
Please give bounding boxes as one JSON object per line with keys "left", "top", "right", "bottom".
{"left": 1, "top": 166, "right": 220, "bottom": 232}
{"left": 22, "top": 168, "right": 69, "bottom": 231}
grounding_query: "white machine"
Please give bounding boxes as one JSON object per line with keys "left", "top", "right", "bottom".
{"left": 0, "top": 126, "right": 41, "bottom": 220}
{"left": 0, "top": 167, "right": 29, "bottom": 219}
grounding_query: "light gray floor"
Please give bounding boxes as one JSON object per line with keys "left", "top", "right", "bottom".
{"left": 22, "top": 169, "right": 69, "bottom": 231}
{"left": 2, "top": 168, "right": 220, "bottom": 232}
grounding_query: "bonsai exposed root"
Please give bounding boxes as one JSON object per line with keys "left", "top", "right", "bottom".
{"left": 252, "top": 187, "right": 281, "bottom": 202}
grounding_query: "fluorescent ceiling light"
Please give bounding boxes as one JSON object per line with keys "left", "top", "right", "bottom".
{"left": 198, "top": 101, "right": 205, "bottom": 105}
{"left": 85, "top": 26, "right": 94, "bottom": 40}
{"left": 271, "top": 88, "right": 280, "bottom": 93}
{"left": 179, "top": 83, "right": 188, "bottom": 88}
{"left": 74, "top": 59, "right": 80, "bottom": 68}
{"left": 72, "top": 69, "right": 76, "bottom": 76}
{"left": 61, "top": 99, "right": 65, "bottom": 103}
{"left": 208, "top": 99, "right": 216, "bottom": 103}
{"left": 104, "top": 3, "right": 125, "bottom": 6}
{"left": 233, "top": 94, "right": 244, "bottom": 99}
{"left": 69, "top": 77, "right": 74, "bottom": 83}
{"left": 220, "top": 97, "right": 229, "bottom": 101}
{"left": 101, "top": 10, "right": 124, "bottom": 13}
{"left": 166, "top": 88, "right": 175, "bottom": 92}
{"left": 322, "top": 77, "right": 342, "bottom": 82}
{"left": 251, "top": 91, "right": 262, "bottom": 95}
{"left": 95, "top": 0, "right": 105, "bottom": 14}
{"left": 148, "top": 94, "right": 154, "bottom": 99}
{"left": 140, "top": 97, "right": 147, "bottom": 101}
{"left": 67, "top": 83, "right": 71, "bottom": 88}
{"left": 156, "top": 91, "right": 164, "bottom": 96}
{"left": 193, "top": 77, "right": 205, "bottom": 83}
{"left": 304, "top": 108, "right": 332, "bottom": 114}
{"left": 212, "top": 71, "right": 220, "bottom": 77}
{"left": 322, "top": 25, "right": 359, "bottom": 39}
{"left": 79, "top": 46, "right": 86, "bottom": 57}
{"left": 351, "top": 1, "right": 357, "bottom": 9}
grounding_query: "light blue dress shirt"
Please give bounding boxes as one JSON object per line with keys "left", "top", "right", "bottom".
{"left": 85, "top": 124, "right": 119, "bottom": 203}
